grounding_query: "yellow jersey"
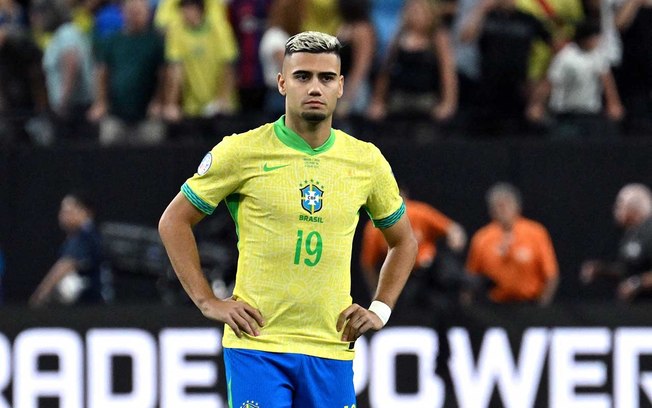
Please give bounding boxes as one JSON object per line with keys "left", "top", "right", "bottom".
{"left": 182, "top": 116, "right": 404, "bottom": 360}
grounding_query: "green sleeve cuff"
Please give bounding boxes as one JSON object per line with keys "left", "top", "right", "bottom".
{"left": 373, "top": 202, "right": 406, "bottom": 229}
{"left": 181, "top": 183, "right": 215, "bottom": 215}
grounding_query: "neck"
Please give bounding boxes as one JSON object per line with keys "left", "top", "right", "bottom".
{"left": 285, "top": 113, "right": 332, "bottom": 149}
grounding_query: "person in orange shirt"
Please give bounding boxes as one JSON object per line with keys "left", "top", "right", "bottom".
{"left": 360, "top": 188, "right": 468, "bottom": 307}
{"left": 466, "top": 182, "right": 559, "bottom": 305}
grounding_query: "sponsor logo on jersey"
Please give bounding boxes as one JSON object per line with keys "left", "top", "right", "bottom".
{"left": 300, "top": 181, "right": 324, "bottom": 214}
{"left": 263, "top": 163, "right": 289, "bottom": 172}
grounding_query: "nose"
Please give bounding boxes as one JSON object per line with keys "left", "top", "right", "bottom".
{"left": 308, "top": 78, "right": 323, "bottom": 96}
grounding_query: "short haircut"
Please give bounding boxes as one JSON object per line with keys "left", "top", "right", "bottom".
{"left": 67, "top": 191, "right": 96, "bottom": 214}
{"left": 179, "top": 0, "right": 204, "bottom": 11}
{"left": 284, "top": 31, "right": 342, "bottom": 57}
{"left": 486, "top": 182, "right": 522, "bottom": 209}
{"left": 574, "top": 19, "right": 601, "bottom": 43}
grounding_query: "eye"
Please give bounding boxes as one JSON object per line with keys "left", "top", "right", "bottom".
{"left": 295, "top": 73, "right": 309, "bottom": 81}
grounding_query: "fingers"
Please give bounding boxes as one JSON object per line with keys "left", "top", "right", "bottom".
{"left": 338, "top": 304, "right": 383, "bottom": 342}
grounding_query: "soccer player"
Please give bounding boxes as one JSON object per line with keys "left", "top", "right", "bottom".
{"left": 158, "top": 31, "right": 417, "bottom": 407}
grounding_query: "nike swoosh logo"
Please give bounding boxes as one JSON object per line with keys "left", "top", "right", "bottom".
{"left": 263, "top": 163, "right": 290, "bottom": 172}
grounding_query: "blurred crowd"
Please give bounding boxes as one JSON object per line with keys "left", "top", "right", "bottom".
{"left": 0, "top": 0, "right": 651, "bottom": 147}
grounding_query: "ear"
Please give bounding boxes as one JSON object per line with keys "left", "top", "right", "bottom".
{"left": 337, "top": 75, "right": 344, "bottom": 99}
{"left": 277, "top": 73, "right": 286, "bottom": 96}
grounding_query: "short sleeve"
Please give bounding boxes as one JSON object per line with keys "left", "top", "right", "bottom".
{"left": 182, "top": 136, "right": 242, "bottom": 215}
{"left": 363, "top": 145, "right": 404, "bottom": 229}
{"left": 165, "top": 24, "right": 183, "bottom": 62}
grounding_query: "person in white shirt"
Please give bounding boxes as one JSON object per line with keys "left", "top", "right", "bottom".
{"left": 527, "top": 20, "right": 624, "bottom": 139}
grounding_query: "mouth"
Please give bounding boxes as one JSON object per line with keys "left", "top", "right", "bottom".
{"left": 304, "top": 100, "right": 325, "bottom": 107}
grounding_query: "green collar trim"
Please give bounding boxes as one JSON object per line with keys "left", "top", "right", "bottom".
{"left": 273, "top": 115, "right": 335, "bottom": 156}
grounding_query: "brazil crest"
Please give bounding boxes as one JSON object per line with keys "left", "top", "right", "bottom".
{"left": 300, "top": 182, "right": 324, "bottom": 214}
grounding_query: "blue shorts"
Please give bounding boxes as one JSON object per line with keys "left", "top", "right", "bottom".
{"left": 223, "top": 348, "right": 356, "bottom": 408}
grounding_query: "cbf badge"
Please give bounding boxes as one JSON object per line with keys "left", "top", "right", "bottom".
{"left": 300, "top": 181, "right": 324, "bottom": 214}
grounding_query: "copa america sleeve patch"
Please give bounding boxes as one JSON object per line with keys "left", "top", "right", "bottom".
{"left": 197, "top": 152, "right": 212, "bottom": 176}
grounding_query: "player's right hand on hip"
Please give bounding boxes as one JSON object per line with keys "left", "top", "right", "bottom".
{"left": 201, "top": 297, "right": 265, "bottom": 338}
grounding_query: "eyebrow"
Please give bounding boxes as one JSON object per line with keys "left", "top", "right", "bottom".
{"left": 292, "top": 70, "right": 339, "bottom": 76}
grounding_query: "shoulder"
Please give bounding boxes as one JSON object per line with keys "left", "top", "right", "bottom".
{"left": 335, "top": 130, "right": 387, "bottom": 160}
{"left": 210, "top": 122, "right": 275, "bottom": 151}
{"left": 471, "top": 223, "right": 499, "bottom": 245}
{"left": 519, "top": 218, "right": 550, "bottom": 236}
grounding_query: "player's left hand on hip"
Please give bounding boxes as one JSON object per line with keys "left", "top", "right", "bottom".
{"left": 337, "top": 303, "right": 383, "bottom": 342}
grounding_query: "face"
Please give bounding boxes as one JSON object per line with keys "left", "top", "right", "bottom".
{"left": 58, "top": 196, "right": 87, "bottom": 232}
{"left": 581, "top": 34, "right": 601, "bottom": 51}
{"left": 614, "top": 189, "right": 633, "bottom": 227}
{"left": 123, "top": 0, "right": 150, "bottom": 31}
{"left": 278, "top": 52, "right": 343, "bottom": 123}
{"left": 489, "top": 193, "right": 520, "bottom": 228}
{"left": 181, "top": 4, "right": 203, "bottom": 27}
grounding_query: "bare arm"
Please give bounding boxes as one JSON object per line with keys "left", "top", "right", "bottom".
{"left": 339, "top": 23, "right": 375, "bottom": 112}
{"left": 29, "top": 258, "right": 77, "bottom": 306}
{"left": 616, "top": 0, "right": 645, "bottom": 31}
{"left": 374, "top": 215, "right": 418, "bottom": 306}
{"left": 87, "top": 63, "right": 109, "bottom": 122}
{"left": 338, "top": 215, "right": 417, "bottom": 341}
{"left": 433, "top": 28, "right": 458, "bottom": 121}
{"left": 600, "top": 71, "right": 624, "bottom": 121}
{"left": 162, "top": 63, "right": 183, "bottom": 122}
{"left": 459, "top": 0, "right": 494, "bottom": 43}
{"left": 159, "top": 193, "right": 264, "bottom": 337}
{"left": 538, "top": 275, "right": 559, "bottom": 306}
{"left": 57, "top": 49, "right": 81, "bottom": 116}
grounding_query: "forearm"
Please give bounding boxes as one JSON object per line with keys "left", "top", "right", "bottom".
{"left": 460, "top": 6, "right": 488, "bottom": 43}
{"left": 373, "top": 240, "right": 417, "bottom": 308}
{"left": 32, "top": 259, "right": 76, "bottom": 301}
{"left": 59, "top": 52, "right": 80, "bottom": 109}
{"left": 616, "top": 0, "right": 644, "bottom": 31}
{"left": 159, "top": 213, "right": 215, "bottom": 310}
{"left": 538, "top": 275, "right": 559, "bottom": 306}
{"left": 165, "top": 63, "right": 183, "bottom": 105}
{"left": 217, "top": 64, "right": 236, "bottom": 103}
{"left": 94, "top": 65, "right": 109, "bottom": 105}
{"left": 601, "top": 72, "right": 623, "bottom": 109}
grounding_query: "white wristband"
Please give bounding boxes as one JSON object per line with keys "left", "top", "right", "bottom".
{"left": 369, "top": 300, "right": 392, "bottom": 327}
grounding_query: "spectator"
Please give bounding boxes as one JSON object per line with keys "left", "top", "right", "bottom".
{"left": 258, "top": 0, "right": 302, "bottom": 118}
{"left": 154, "top": 0, "right": 229, "bottom": 32}
{"left": 162, "top": 0, "right": 238, "bottom": 135}
{"left": 614, "top": 0, "right": 652, "bottom": 135}
{"left": 87, "top": 0, "right": 166, "bottom": 146}
{"left": 583, "top": 0, "right": 622, "bottom": 67}
{"left": 581, "top": 183, "right": 652, "bottom": 302}
{"left": 360, "top": 187, "right": 469, "bottom": 309}
{"left": 367, "top": 0, "right": 458, "bottom": 123}
{"left": 228, "top": 0, "right": 272, "bottom": 111}
{"left": 29, "top": 192, "right": 108, "bottom": 306}
{"left": 516, "top": 0, "right": 584, "bottom": 81}
{"left": 466, "top": 182, "right": 559, "bottom": 305}
{"left": 0, "top": 246, "right": 4, "bottom": 305}
{"left": 302, "top": 0, "right": 340, "bottom": 34}
{"left": 527, "top": 19, "right": 624, "bottom": 139}
{"left": 34, "top": 0, "right": 95, "bottom": 143}
{"left": 334, "top": 0, "right": 375, "bottom": 120}
{"left": 460, "top": 0, "right": 551, "bottom": 135}
{"left": 0, "top": 0, "right": 46, "bottom": 145}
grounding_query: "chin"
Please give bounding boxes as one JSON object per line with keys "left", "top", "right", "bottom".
{"left": 301, "top": 111, "right": 328, "bottom": 123}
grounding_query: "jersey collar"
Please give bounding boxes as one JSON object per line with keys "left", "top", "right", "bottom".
{"left": 273, "top": 115, "right": 335, "bottom": 156}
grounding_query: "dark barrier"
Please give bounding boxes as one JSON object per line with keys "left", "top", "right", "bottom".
{"left": 4, "top": 137, "right": 650, "bottom": 304}
{"left": 2, "top": 304, "right": 652, "bottom": 408}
